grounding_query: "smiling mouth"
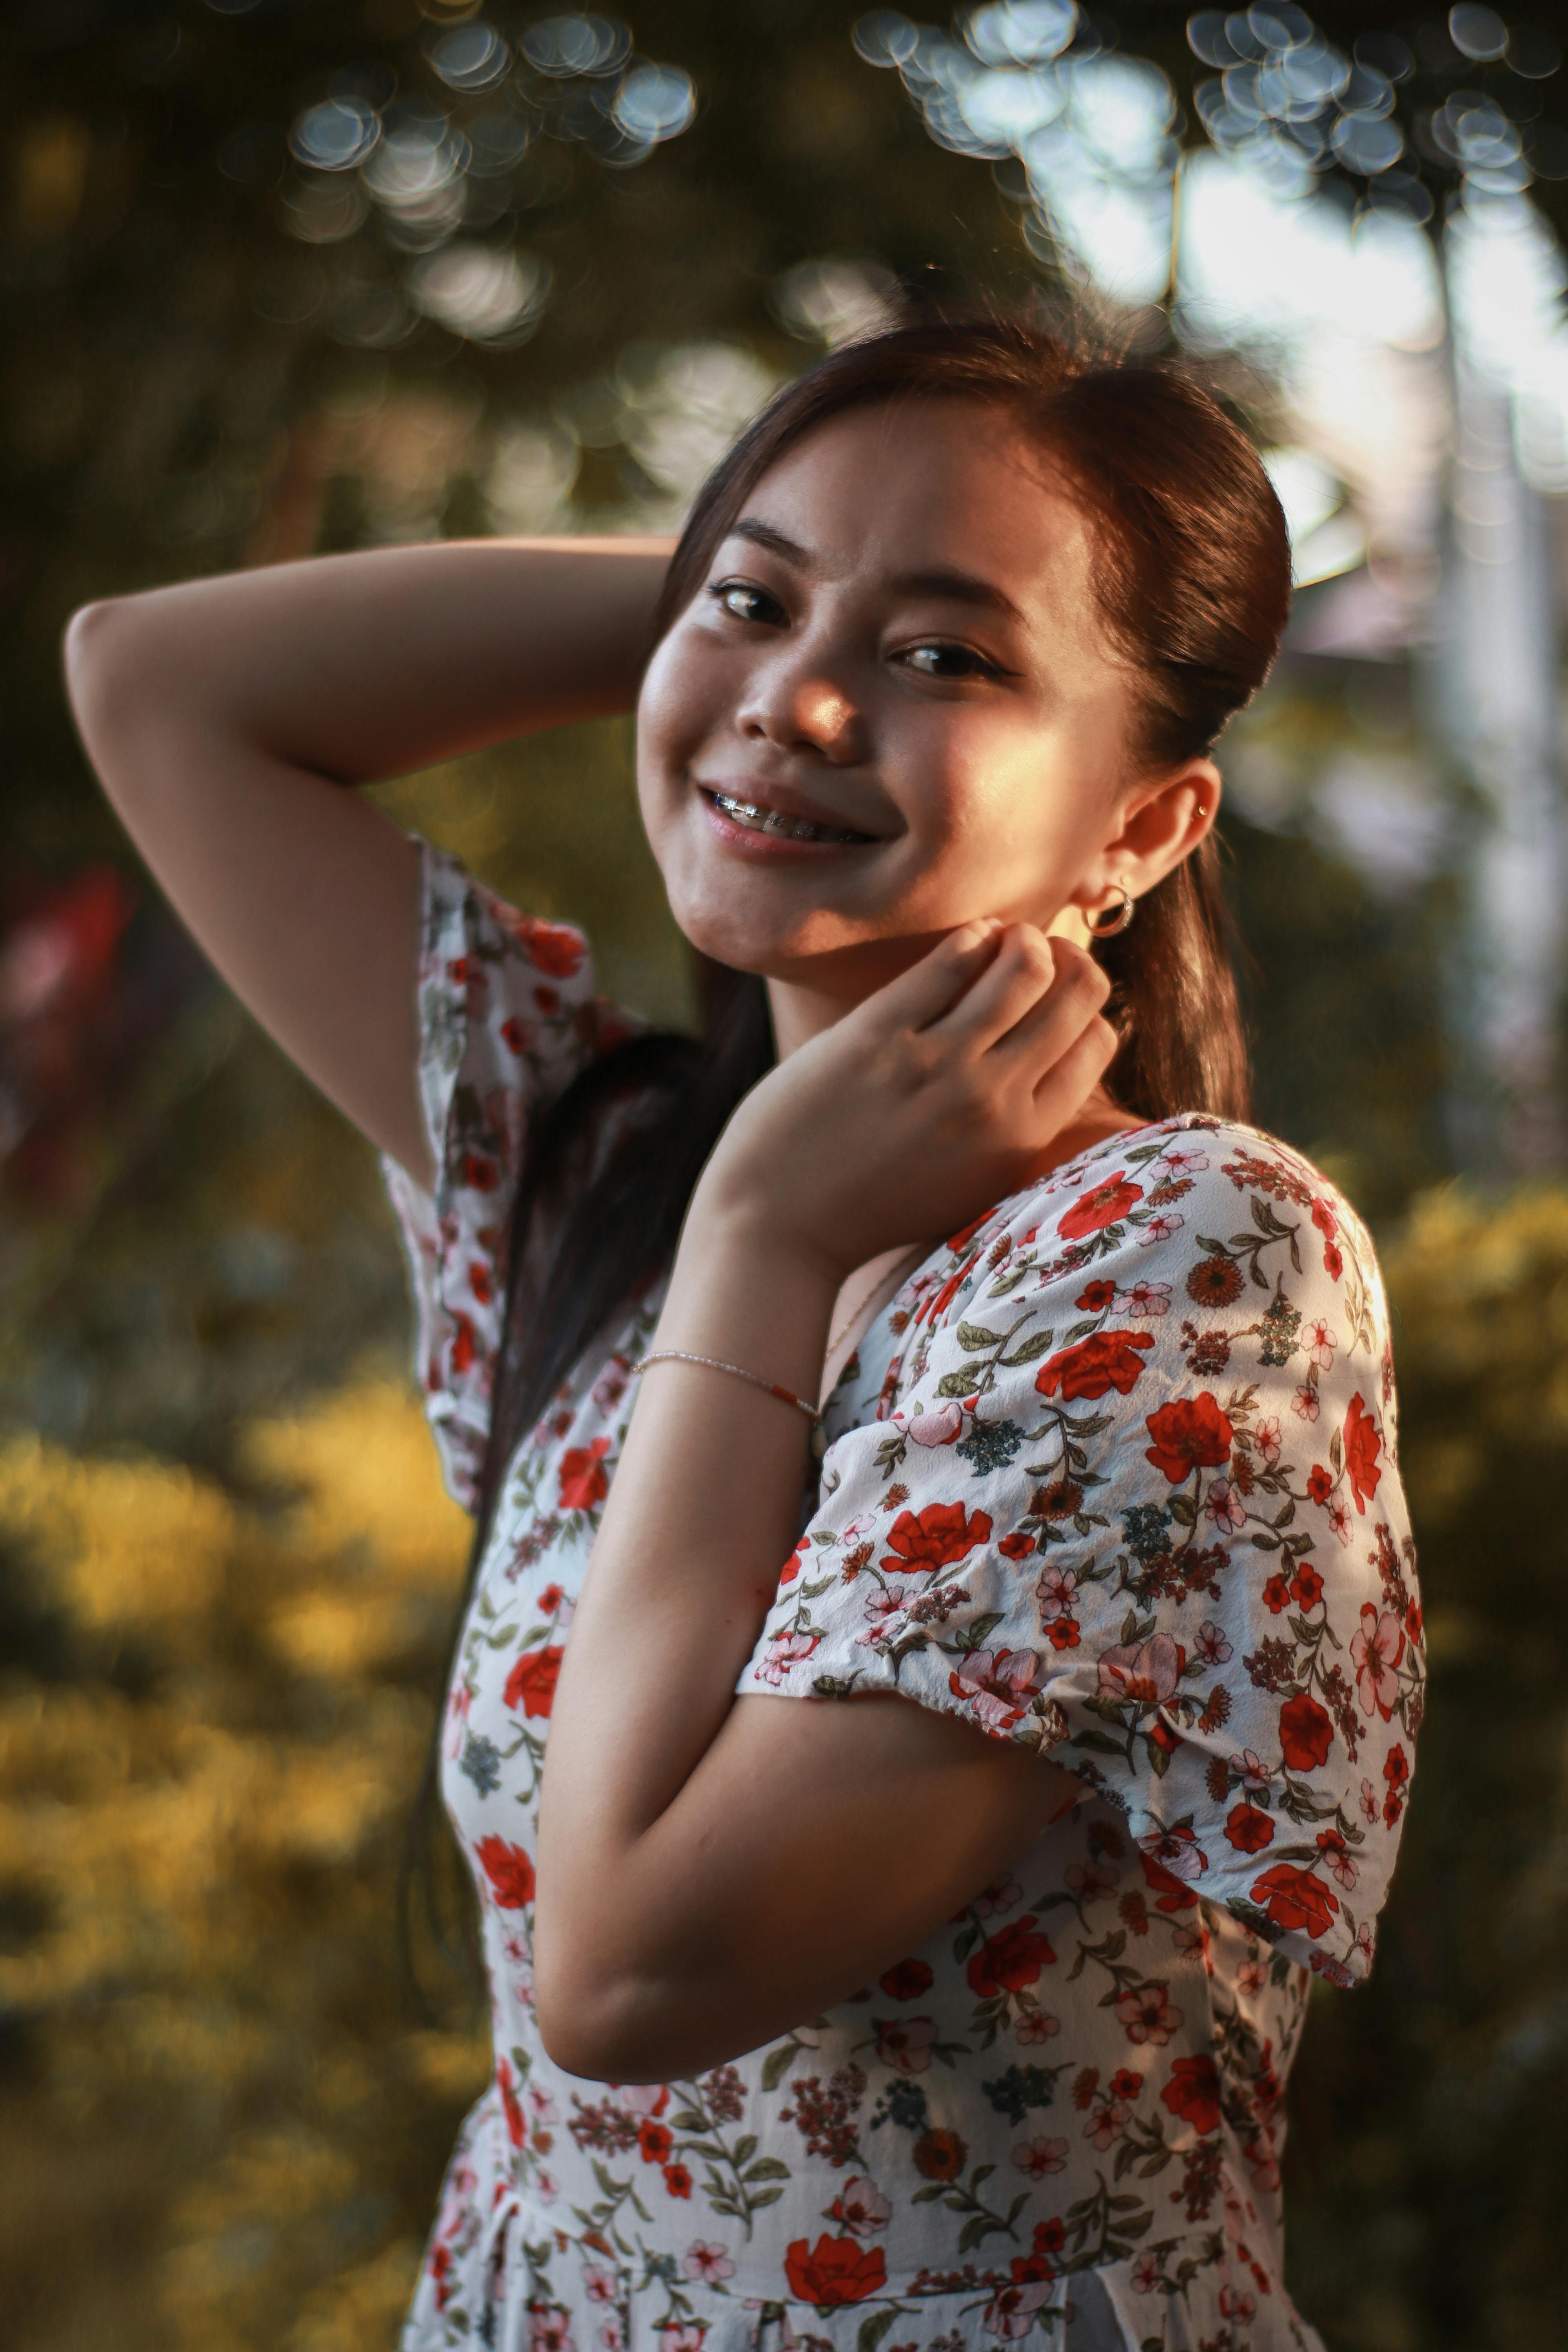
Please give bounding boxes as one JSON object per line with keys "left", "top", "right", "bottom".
{"left": 706, "top": 789, "right": 876, "bottom": 846}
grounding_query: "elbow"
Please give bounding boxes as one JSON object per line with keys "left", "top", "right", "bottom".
{"left": 63, "top": 599, "right": 144, "bottom": 769}
{"left": 533, "top": 1950, "right": 690, "bottom": 2086}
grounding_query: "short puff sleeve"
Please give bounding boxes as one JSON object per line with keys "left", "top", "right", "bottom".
{"left": 741, "top": 1119, "right": 1424, "bottom": 1987}
{"left": 382, "top": 839, "right": 633, "bottom": 1512}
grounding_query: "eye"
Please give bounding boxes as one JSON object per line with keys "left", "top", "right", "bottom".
{"left": 707, "top": 580, "right": 786, "bottom": 626}
{"left": 898, "top": 641, "right": 1007, "bottom": 682}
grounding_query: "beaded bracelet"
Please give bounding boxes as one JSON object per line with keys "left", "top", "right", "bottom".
{"left": 630, "top": 1349, "right": 824, "bottom": 1430}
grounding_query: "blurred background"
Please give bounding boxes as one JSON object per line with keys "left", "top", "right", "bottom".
{"left": 3, "top": 1, "right": 1568, "bottom": 2345}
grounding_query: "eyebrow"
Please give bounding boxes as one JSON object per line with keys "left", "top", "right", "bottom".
{"left": 725, "top": 515, "right": 1026, "bottom": 626}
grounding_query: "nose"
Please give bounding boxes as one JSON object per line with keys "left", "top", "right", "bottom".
{"left": 733, "top": 637, "right": 865, "bottom": 765}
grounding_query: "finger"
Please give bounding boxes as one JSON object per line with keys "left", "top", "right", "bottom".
{"left": 1029, "top": 1005, "right": 1120, "bottom": 1125}
{"left": 856, "top": 917, "right": 1005, "bottom": 1034}
{"left": 921, "top": 922, "right": 1061, "bottom": 1049}
{"left": 985, "top": 935, "right": 1111, "bottom": 1066}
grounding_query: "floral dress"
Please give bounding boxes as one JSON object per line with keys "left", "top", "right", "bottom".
{"left": 384, "top": 841, "right": 1423, "bottom": 2352}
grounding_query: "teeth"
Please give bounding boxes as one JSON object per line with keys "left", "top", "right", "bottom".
{"left": 711, "top": 790, "right": 867, "bottom": 845}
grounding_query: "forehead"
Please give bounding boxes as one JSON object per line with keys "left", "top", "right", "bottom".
{"left": 736, "top": 397, "right": 1105, "bottom": 641}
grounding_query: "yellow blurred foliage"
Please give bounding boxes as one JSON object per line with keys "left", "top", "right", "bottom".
{"left": 0, "top": 1375, "right": 486, "bottom": 2352}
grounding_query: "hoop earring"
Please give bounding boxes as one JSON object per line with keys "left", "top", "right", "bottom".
{"left": 1085, "top": 885, "right": 1135, "bottom": 939}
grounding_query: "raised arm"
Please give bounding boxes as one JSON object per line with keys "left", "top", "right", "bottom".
{"left": 63, "top": 538, "right": 673, "bottom": 1185}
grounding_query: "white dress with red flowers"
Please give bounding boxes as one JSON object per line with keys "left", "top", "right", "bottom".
{"left": 385, "top": 842, "right": 1422, "bottom": 2352}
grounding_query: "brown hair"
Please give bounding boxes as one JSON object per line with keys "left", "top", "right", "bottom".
{"left": 404, "top": 318, "right": 1291, "bottom": 1987}
{"left": 650, "top": 316, "right": 1292, "bottom": 1125}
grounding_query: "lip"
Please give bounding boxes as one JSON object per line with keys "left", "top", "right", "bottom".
{"left": 695, "top": 777, "right": 885, "bottom": 854}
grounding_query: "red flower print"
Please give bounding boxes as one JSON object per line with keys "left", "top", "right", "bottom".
{"left": 913, "top": 2127, "right": 967, "bottom": 2181}
{"left": 1352, "top": 1604, "right": 1405, "bottom": 1720}
{"left": 1161, "top": 2054, "right": 1221, "bottom": 2135}
{"left": 503, "top": 1644, "right": 564, "bottom": 1719}
{"left": 500, "top": 1014, "right": 528, "bottom": 1054}
{"left": 1059, "top": 1172, "right": 1143, "bottom": 1240}
{"left": 1225, "top": 1804, "right": 1275, "bottom": 1855}
{"left": 882, "top": 1501, "right": 992, "bottom": 1573}
{"left": 998, "top": 1531, "right": 1036, "bottom": 1559}
{"left": 1310, "top": 1198, "right": 1338, "bottom": 1243}
{"left": 1143, "top": 1393, "right": 1234, "bottom": 1484}
{"left": 637, "top": 2120, "right": 674, "bottom": 2164}
{"left": 879, "top": 1958, "right": 934, "bottom": 2002}
{"left": 966, "top": 1916, "right": 1056, "bottom": 1997}
{"left": 559, "top": 1436, "right": 610, "bottom": 1512}
{"left": 498, "top": 2058, "right": 526, "bottom": 2147}
{"left": 514, "top": 914, "right": 585, "bottom": 978}
{"left": 1344, "top": 1393, "right": 1382, "bottom": 1514}
{"left": 778, "top": 1538, "right": 809, "bottom": 1587}
{"left": 538, "top": 1583, "right": 564, "bottom": 1613}
{"left": 784, "top": 2236, "right": 888, "bottom": 2307}
{"left": 1279, "top": 1692, "right": 1334, "bottom": 1772}
{"left": 1307, "top": 1466, "right": 1332, "bottom": 1505}
{"left": 1384, "top": 1743, "right": 1409, "bottom": 1789}
{"left": 450, "top": 1313, "right": 477, "bottom": 1376}
{"left": 1323, "top": 1242, "right": 1344, "bottom": 1281}
{"left": 535, "top": 985, "right": 561, "bottom": 1015}
{"left": 1076, "top": 1279, "right": 1117, "bottom": 1311}
{"left": 662, "top": 2163, "right": 693, "bottom": 2198}
{"left": 1262, "top": 1574, "right": 1291, "bottom": 1615}
{"left": 1109, "top": 2068, "right": 1142, "bottom": 2100}
{"left": 1291, "top": 1564, "right": 1324, "bottom": 1611}
{"left": 925, "top": 1255, "right": 980, "bottom": 1326}
{"left": 468, "top": 1260, "right": 494, "bottom": 1306}
{"left": 475, "top": 1835, "right": 536, "bottom": 1910}
{"left": 1249, "top": 1862, "right": 1340, "bottom": 1940}
{"left": 1035, "top": 1328, "right": 1154, "bottom": 1401}
{"left": 461, "top": 1151, "right": 499, "bottom": 1192}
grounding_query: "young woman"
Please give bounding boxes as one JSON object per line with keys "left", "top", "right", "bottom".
{"left": 66, "top": 320, "right": 1422, "bottom": 2352}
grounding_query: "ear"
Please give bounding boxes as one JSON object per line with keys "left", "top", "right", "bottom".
{"left": 1070, "top": 758, "right": 1222, "bottom": 927}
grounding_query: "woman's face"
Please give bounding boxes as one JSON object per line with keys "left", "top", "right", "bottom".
{"left": 637, "top": 398, "right": 1171, "bottom": 1016}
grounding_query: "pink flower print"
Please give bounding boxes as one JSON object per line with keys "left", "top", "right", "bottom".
{"left": 1083, "top": 2091, "right": 1131, "bottom": 2149}
{"left": 583, "top": 2267, "right": 618, "bottom": 2306}
{"left": 755, "top": 1630, "right": 819, "bottom": 1686}
{"left": 1194, "top": 1620, "right": 1232, "bottom": 1666}
{"left": 1232, "top": 1749, "right": 1272, "bottom": 1797}
{"left": 1353, "top": 1921, "right": 1376, "bottom": 1969}
{"left": 1352, "top": 1604, "right": 1406, "bottom": 1719}
{"left": 1202, "top": 1477, "right": 1247, "bottom": 1532}
{"left": 1360, "top": 1777, "right": 1380, "bottom": 1823}
{"left": 659, "top": 2329, "right": 706, "bottom": 2352}
{"left": 1253, "top": 1415, "right": 1282, "bottom": 1465}
{"left": 857, "top": 1584, "right": 910, "bottom": 1647}
{"left": 982, "top": 2281, "right": 1056, "bottom": 2340}
{"left": 1130, "top": 2253, "right": 1163, "bottom": 2294}
{"left": 444, "top": 1682, "right": 472, "bottom": 1759}
{"left": 1161, "top": 1147, "right": 1209, "bottom": 1176}
{"left": 1098, "top": 1634, "right": 1184, "bottom": 1712}
{"left": 1318, "top": 1831, "right": 1359, "bottom": 1890}
{"left": 1328, "top": 1499, "right": 1353, "bottom": 1549}
{"left": 1138, "top": 1213, "right": 1183, "bottom": 1247}
{"left": 829, "top": 2175, "right": 891, "bottom": 2238}
{"left": 1291, "top": 1382, "right": 1320, "bottom": 1423}
{"left": 1139, "top": 1821, "right": 1209, "bottom": 1895}
{"left": 600, "top": 2324, "right": 624, "bottom": 2352}
{"left": 1117, "top": 1279, "right": 1171, "bottom": 1319}
{"left": 530, "top": 2310, "right": 573, "bottom": 2352}
{"left": 535, "top": 2171, "right": 559, "bottom": 2203}
{"left": 683, "top": 2243, "right": 734, "bottom": 2285}
{"left": 1303, "top": 1319, "right": 1337, "bottom": 1369}
{"left": 907, "top": 1401, "right": 965, "bottom": 1447}
{"left": 619, "top": 2085, "right": 669, "bottom": 2119}
{"left": 875, "top": 2013, "right": 938, "bottom": 2073}
{"left": 1011, "top": 2135, "right": 1069, "bottom": 2178}
{"left": 1115, "top": 1984, "right": 1184, "bottom": 2046}
{"left": 592, "top": 1358, "right": 630, "bottom": 1414}
{"left": 973, "top": 1871, "right": 1024, "bottom": 1918}
{"left": 1238, "top": 1962, "right": 1267, "bottom": 1997}
{"left": 1218, "top": 2286, "right": 1256, "bottom": 2324}
{"left": 1065, "top": 1860, "right": 1120, "bottom": 1902}
{"left": 1015, "top": 2009, "right": 1061, "bottom": 2045}
{"left": 1036, "top": 1564, "right": 1079, "bottom": 1624}
{"left": 948, "top": 1647, "right": 1041, "bottom": 1734}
